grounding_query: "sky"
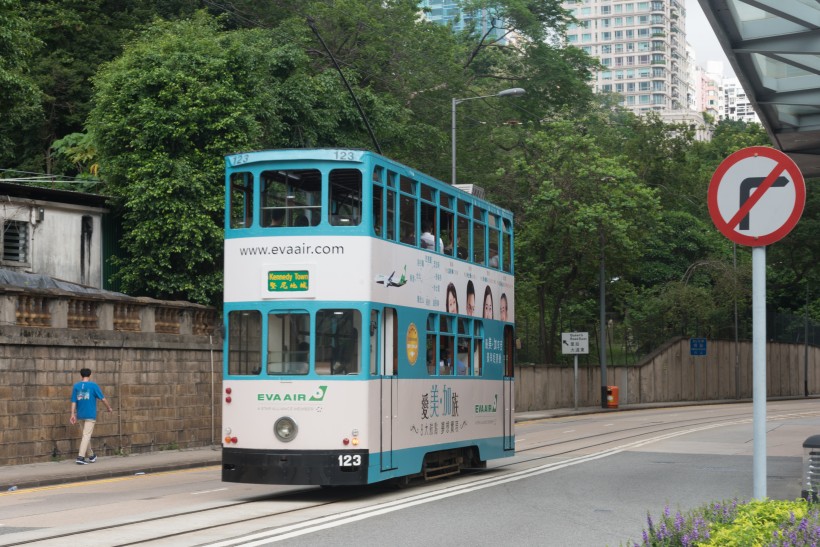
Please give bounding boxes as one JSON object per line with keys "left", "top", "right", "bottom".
{"left": 685, "top": 0, "right": 736, "bottom": 77}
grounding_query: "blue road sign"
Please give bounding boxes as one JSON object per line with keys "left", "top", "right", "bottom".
{"left": 690, "top": 337, "right": 707, "bottom": 356}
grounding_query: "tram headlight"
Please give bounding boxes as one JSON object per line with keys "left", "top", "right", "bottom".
{"left": 274, "top": 416, "right": 298, "bottom": 442}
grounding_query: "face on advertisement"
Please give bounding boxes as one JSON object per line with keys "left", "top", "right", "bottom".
{"left": 500, "top": 293, "right": 508, "bottom": 322}
{"left": 466, "top": 280, "right": 475, "bottom": 316}
{"left": 446, "top": 283, "right": 458, "bottom": 314}
{"left": 483, "top": 286, "right": 493, "bottom": 319}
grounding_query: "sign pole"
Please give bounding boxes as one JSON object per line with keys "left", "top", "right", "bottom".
{"left": 574, "top": 355, "right": 579, "bottom": 410}
{"left": 752, "top": 246, "right": 767, "bottom": 499}
{"left": 707, "top": 145, "right": 806, "bottom": 502}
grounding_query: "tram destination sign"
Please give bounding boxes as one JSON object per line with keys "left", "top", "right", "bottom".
{"left": 268, "top": 270, "right": 310, "bottom": 292}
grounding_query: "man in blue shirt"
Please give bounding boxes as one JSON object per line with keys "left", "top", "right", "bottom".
{"left": 70, "top": 368, "right": 113, "bottom": 465}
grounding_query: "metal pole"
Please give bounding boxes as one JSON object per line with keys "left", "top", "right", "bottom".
{"left": 451, "top": 97, "right": 457, "bottom": 185}
{"left": 805, "top": 281, "right": 810, "bottom": 397}
{"left": 734, "top": 243, "right": 740, "bottom": 398}
{"left": 600, "top": 227, "right": 608, "bottom": 408}
{"left": 574, "top": 354, "right": 579, "bottom": 410}
{"left": 752, "top": 246, "right": 766, "bottom": 499}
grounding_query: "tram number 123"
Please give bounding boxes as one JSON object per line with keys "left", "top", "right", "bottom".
{"left": 338, "top": 454, "right": 362, "bottom": 467}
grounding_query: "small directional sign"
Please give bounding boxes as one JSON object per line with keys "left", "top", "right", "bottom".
{"left": 562, "top": 332, "right": 589, "bottom": 355}
{"left": 690, "top": 337, "right": 707, "bottom": 356}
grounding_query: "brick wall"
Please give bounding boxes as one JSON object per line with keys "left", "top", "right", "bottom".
{"left": 0, "top": 287, "right": 221, "bottom": 466}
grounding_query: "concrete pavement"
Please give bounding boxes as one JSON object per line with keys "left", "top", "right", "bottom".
{"left": 0, "top": 401, "right": 738, "bottom": 492}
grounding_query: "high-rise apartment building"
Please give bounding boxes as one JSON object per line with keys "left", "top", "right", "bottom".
{"left": 563, "top": 0, "right": 689, "bottom": 113}
{"left": 722, "top": 77, "right": 760, "bottom": 124}
{"left": 419, "top": 1, "right": 510, "bottom": 44}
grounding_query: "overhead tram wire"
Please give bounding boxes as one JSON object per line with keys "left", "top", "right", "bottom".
{"left": 204, "top": 1, "right": 531, "bottom": 149}
{"left": 306, "top": 17, "right": 382, "bottom": 155}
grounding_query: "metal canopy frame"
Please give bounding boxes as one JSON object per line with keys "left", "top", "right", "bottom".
{"left": 698, "top": 0, "right": 820, "bottom": 177}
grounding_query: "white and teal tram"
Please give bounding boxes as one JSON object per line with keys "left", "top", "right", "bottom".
{"left": 221, "top": 148, "right": 515, "bottom": 486}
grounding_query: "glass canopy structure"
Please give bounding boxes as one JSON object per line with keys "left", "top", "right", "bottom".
{"left": 698, "top": 0, "right": 820, "bottom": 177}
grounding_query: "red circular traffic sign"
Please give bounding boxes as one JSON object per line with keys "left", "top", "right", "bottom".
{"left": 707, "top": 146, "right": 805, "bottom": 246}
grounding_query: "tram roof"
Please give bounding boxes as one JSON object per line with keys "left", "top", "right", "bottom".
{"left": 698, "top": 0, "right": 820, "bottom": 178}
{"left": 226, "top": 148, "right": 513, "bottom": 216}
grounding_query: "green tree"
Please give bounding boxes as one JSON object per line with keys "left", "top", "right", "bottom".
{"left": 89, "top": 15, "right": 288, "bottom": 304}
{"left": 0, "top": 0, "right": 42, "bottom": 166}
{"left": 511, "top": 115, "right": 661, "bottom": 362}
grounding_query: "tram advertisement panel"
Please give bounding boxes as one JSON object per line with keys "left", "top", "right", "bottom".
{"left": 224, "top": 235, "right": 514, "bottom": 323}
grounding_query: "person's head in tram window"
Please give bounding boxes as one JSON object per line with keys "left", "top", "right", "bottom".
{"left": 465, "top": 280, "right": 475, "bottom": 316}
{"left": 446, "top": 283, "right": 458, "bottom": 314}
{"left": 483, "top": 286, "right": 493, "bottom": 319}
{"left": 500, "top": 293, "right": 508, "bottom": 322}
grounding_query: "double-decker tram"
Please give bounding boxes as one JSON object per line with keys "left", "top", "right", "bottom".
{"left": 221, "top": 148, "right": 515, "bottom": 486}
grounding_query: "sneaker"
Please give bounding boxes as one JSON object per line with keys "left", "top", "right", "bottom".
{"left": 76, "top": 457, "right": 89, "bottom": 465}
{"left": 88, "top": 454, "right": 97, "bottom": 463}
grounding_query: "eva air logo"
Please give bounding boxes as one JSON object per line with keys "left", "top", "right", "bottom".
{"left": 310, "top": 386, "right": 328, "bottom": 401}
{"left": 256, "top": 385, "right": 328, "bottom": 402}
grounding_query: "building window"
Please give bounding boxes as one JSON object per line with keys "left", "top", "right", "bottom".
{"left": 3, "top": 220, "right": 28, "bottom": 264}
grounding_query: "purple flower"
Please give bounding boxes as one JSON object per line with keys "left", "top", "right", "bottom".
{"left": 675, "top": 511, "right": 685, "bottom": 532}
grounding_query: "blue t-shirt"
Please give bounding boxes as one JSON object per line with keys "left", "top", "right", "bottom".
{"left": 71, "top": 381, "right": 105, "bottom": 420}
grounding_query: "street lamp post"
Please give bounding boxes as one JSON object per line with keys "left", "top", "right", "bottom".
{"left": 451, "top": 88, "right": 525, "bottom": 185}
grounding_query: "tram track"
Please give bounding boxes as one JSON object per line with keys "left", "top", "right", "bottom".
{"left": 5, "top": 404, "right": 820, "bottom": 546}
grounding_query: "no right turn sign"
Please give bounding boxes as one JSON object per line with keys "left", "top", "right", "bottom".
{"left": 708, "top": 146, "right": 805, "bottom": 247}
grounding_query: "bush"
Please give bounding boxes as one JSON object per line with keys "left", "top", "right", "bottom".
{"left": 627, "top": 498, "right": 820, "bottom": 546}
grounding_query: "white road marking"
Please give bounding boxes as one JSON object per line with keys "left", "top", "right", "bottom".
{"left": 205, "top": 416, "right": 758, "bottom": 546}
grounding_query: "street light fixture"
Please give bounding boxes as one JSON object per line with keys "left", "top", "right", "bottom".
{"left": 451, "top": 88, "right": 525, "bottom": 185}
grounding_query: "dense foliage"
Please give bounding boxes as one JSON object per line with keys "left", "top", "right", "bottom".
{"left": 1, "top": 0, "right": 817, "bottom": 361}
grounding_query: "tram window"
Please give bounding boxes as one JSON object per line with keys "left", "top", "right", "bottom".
{"left": 473, "top": 321, "right": 483, "bottom": 376}
{"left": 372, "top": 166, "right": 383, "bottom": 183}
{"left": 400, "top": 174, "right": 416, "bottom": 195}
{"left": 439, "top": 316, "right": 454, "bottom": 376}
{"left": 329, "top": 169, "right": 362, "bottom": 226}
{"left": 421, "top": 183, "right": 435, "bottom": 202}
{"left": 503, "top": 325, "right": 515, "bottom": 377}
{"left": 440, "top": 209, "right": 454, "bottom": 256}
{"left": 267, "top": 312, "right": 310, "bottom": 375}
{"left": 316, "top": 309, "right": 361, "bottom": 375}
{"left": 502, "top": 219, "right": 513, "bottom": 273}
{"left": 260, "top": 169, "right": 321, "bottom": 227}
{"left": 457, "top": 318, "right": 470, "bottom": 375}
{"left": 399, "top": 194, "right": 416, "bottom": 246}
{"left": 488, "top": 227, "right": 500, "bottom": 269}
{"left": 386, "top": 189, "right": 397, "bottom": 241}
{"left": 473, "top": 220, "right": 485, "bottom": 264}
{"left": 229, "top": 172, "right": 253, "bottom": 229}
{"left": 227, "top": 310, "right": 262, "bottom": 375}
{"left": 456, "top": 214, "right": 470, "bottom": 260}
{"left": 420, "top": 202, "right": 440, "bottom": 250}
{"left": 426, "top": 333, "right": 437, "bottom": 375}
{"left": 373, "top": 185, "right": 383, "bottom": 237}
{"left": 426, "top": 314, "right": 437, "bottom": 375}
{"left": 370, "top": 310, "right": 379, "bottom": 375}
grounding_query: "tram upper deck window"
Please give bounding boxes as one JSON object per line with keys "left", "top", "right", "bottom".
{"left": 329, "top": 169, "right": 362, "bottom": 226}
{"left": 502, "top": 218, "right": 513, "bottom": 273}
{"left": 473, "top": 207, "right": 486, "bottom": 264}
{"left": 229, "top": 172, "right": 253, "bottom": 229}
{"left": 399, "top": 175, "right": 417, "bottom": 246}
{"left": 316, "top": 310, "right": 361, "bottom": 375}
{"left": 488, "top": 215, "right": 500, "bottom": 269}
{"left": 440, "top": 193, "right": 454, "bottom": 257}
{"left": 227, "top": 310, "right": 261, "bottom": 375}
{"left": 456, "top": 209, "right": 470, "bottom": 260}
{"left": 267, "top": 312, "right": 310, "bottom": 375}
{"left": 260, "top": 169, "right": 321, "bottom": 227}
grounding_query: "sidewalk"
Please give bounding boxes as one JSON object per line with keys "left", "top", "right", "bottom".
{"left": 0, "top": 401, "right": 734, "bottom": 492}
